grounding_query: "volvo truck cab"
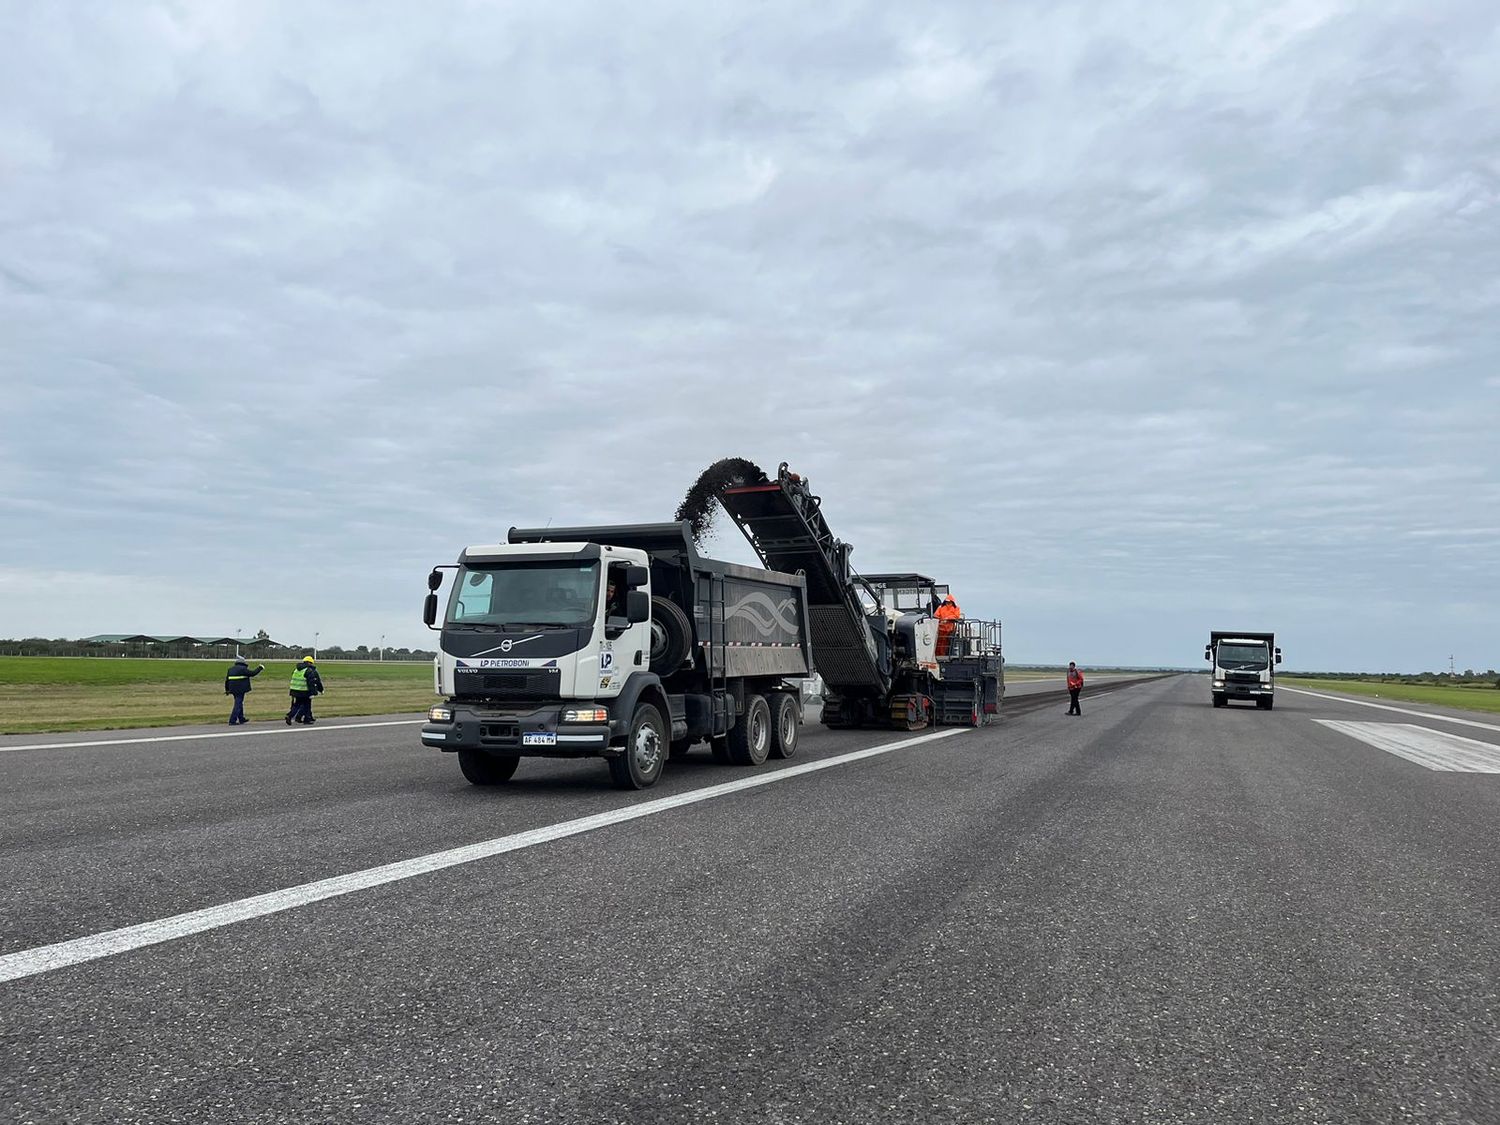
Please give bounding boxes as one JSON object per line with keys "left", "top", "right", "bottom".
{"left": 1206, "top": 631, "right": 1282, "bottom": 709}
{"left": 421, "top": 541, "right": 654, "bottom": 769}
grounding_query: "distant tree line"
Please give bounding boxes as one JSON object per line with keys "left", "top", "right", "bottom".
{"left": 1286, "top": 669, "right": 1500, "bottom": 689}
{"left": 0, "top": 637, "right": 437, "bottom": 661}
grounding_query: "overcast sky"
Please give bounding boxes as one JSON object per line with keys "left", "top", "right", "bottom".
{"left": 2, "top": 1, "right": 1497, "bottom": 671}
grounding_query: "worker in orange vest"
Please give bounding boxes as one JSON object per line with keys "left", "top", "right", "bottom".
{"left": 935, "top": 595, "right": 962, "bottom": 657}
{"left": 1066, "top": 661, "right": 1084, "bottom": 715}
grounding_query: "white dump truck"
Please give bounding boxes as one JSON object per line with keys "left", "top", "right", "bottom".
{"left": 420, "top": 522, "right": 811, "bottom": 790}
{"left": 1206, "top": 631, "right": 1282, "bottom": 709}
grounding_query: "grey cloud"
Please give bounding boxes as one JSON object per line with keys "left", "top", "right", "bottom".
{"left": 1, "top": 1, "right": 1497, "bottom": 669}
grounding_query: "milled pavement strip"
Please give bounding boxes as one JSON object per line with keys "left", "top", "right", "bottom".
{"left": 0, "top": 726, "right": 969, "bottom": 985}
{"left": 0, "top": 718, "right": 422, "bottom": 754}
{"left": 1281, "top": 686, "right": 1500, "bottom": 734}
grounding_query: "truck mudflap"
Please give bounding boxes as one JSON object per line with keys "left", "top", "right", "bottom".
{"left": 421, "top": 703, "right": 613, "bottom": 757}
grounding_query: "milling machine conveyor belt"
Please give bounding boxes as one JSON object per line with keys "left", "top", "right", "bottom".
{"left": 718, "top": 469, "right": 890, "bottom": 697}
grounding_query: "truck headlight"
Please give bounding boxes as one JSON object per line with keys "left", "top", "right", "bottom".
{"left": 563, "top": 708, "right": 609, "bottom": 723}
{"left": 1212, "top": 680, "right": 1224, "bottom": 688}
{"left": 428, "top": 706, "right": 453, "bottom": 722}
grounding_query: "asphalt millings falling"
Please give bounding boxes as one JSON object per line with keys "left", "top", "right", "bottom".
{"left": 676, "top": 457, "right": 769, "bottom": 545}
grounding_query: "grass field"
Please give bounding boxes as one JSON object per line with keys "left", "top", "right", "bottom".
{"left": 0, "top": 657, "right": 436, "bottom": 734}
{"left": 1280, "top": 677, "right": 1500, "bottom": 715}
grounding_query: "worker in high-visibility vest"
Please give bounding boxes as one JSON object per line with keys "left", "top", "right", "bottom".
{"left": 935, "top": 595, "right": 962, "bottom": 657}
{"left": 1066, "top": 662, "right": 1085, "bottom": 716}
{"left": 223, "top": 657, "right": 265, "bottom": 725}
{"left": 285, "top": 656, "right": 325, "bottom": 725}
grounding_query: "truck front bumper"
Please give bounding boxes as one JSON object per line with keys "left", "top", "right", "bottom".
{"left": 421, "top": 703, "right": 615, "bottom": 757}
{"left": 1215, "top": 681, "right": 1271, "bottom": 699}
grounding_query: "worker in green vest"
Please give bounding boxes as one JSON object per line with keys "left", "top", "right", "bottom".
{"left": 285, "top": 656, "right": 325, "bottom": 725}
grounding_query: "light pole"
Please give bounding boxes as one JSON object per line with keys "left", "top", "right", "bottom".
{"left": 380, "top": 634, "right": 385, "bottom": 662}
{"left": 314, "top": 631, "right": 320, "bottom": 660}
{"left": 235, "top": 626, "right": 242, "bottom": 659}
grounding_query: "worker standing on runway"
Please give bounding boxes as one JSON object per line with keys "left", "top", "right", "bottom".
{"left": 1066, "top": 661, "right": 1084, "bottom": 716}
{"left": 223, "top": 657, "right": 265, "bottom": 725}
{"left": 935, "top": 594, "right": 962, "bottom": 656}
{"left": 285, "top": 656, "right": 325, "bottom": 725}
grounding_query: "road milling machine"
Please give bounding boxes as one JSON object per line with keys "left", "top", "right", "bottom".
{"left": 716, "top": 463, "right": 1004, "bottom": 730}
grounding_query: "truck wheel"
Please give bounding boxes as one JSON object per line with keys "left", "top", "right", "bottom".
{"left": 648, "top": 597, "right": 692, "bottom": 675}
{"left": 768, "top": 693, "right": 800, "bottom": 759}
{"left": 458, "top": 750, "right": 520, "bottom": 786}
{"left": 1212, "top": 694, "right": 1226, "bottom": 708}
{"left": 727, "top": 694, "right": 771, "bottom": 766}
{"left": 1258, "top": 698, "right": 1274, "bottom": 711}
{"left": 609, "top": 703, "right": 666, "bottom": 789}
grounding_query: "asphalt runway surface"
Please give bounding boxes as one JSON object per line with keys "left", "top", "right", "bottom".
{"left": 3, "top": 677, "right": 1498, "bottom": 1124}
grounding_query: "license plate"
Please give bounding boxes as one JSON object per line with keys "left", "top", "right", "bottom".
{"left": 522, "top": 732, "right": 557, "bottom": 746}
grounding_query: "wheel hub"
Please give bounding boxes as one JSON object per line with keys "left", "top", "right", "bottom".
{"left": 634, "top": 724, "right": 662, "bottom": 774}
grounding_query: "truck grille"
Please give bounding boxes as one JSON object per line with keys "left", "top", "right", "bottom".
{"left": 456, "top": 670, "right": 561, "bottom": 699}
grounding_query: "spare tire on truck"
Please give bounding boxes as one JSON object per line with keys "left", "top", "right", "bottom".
{"left": 649, "top": 596, "right": 692, "bottom": 675}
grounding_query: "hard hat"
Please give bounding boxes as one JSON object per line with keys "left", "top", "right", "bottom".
{"left": 302, "top": 655, "right": 315, "bottom": 664}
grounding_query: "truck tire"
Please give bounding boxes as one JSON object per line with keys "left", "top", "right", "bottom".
{"left": 649, "top": 597, "right": 692, "bottom": 675}
{"left": 608, "top": 703, "right": 666, "bottom": 789}
{"left": 458, "top": 750, "right": 520, "bottom": 786}
{"left": 768, "top": 693, "right": 800, "bottom": 759}
{"left": 1212, "top": 694, "right": 1226, "bottom": 708}
{"left": 727, "top": 694, "right": 771, "bottom": 766}
{"left": 1258, "top": 697, "right": 1274, "bottom": 711}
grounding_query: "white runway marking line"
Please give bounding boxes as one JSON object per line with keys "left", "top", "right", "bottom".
{"left": 0, "top": 727, "right": 969, "bottom": 985}
{"left": 1315, "top": 720, "right": 1500, "bottom": 773}
{"left": 1282, "top": 687, "right": 1500, "bottom": 734}
{"left": 0, "top": 719, "right": 422, "bottom": 754}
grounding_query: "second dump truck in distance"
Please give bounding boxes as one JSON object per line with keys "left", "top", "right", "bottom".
{"left": 1205, "top": 630, "right": 1282, "bottom": 709}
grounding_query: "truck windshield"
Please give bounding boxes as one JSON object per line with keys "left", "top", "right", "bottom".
{"left": 1217, "top": 643, "right": 1269, "bottom": 670}
{"left": 447, "top": 562, "right": 598, "bottom": 628}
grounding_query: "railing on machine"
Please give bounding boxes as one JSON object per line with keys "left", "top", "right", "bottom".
{"left": 943, "top": 618, "right": 1002, "bottom": 659}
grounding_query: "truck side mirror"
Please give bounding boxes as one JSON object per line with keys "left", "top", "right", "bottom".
{"left": 1275, "top": 648, "right": 1283, "bottom": 665}
{"left": 624, "top": 565, "right": 649, "bottom": 589}
{"left": 427, "top": 569, "right": 443, "bottom": 592}
{"left": 1204, "top": 646, "right": 1212, "bottom": 661}
{"left": 423, "top": 593, "right": 439, "bottom": 627}
{"left": 627, "top": 590, "right": 650, "bottom": 624}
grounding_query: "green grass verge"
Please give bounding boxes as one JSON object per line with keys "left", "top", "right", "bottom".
{"left": 1281, "top": 677, "right": 1500, "bottom": 715}
{"left": 0, "top": 656, "right": 435, "bottom": 734}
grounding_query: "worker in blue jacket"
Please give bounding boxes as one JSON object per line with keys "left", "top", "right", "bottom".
{"left": 224, "top": 658, "right": 266, "bottom": 724}
{"left": 285, "top": 656, "right": 325, "bottom": 725}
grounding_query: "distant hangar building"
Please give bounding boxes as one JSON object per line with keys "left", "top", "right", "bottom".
{"left": 82, "top": 634, "right": 284, "bottom": 648}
